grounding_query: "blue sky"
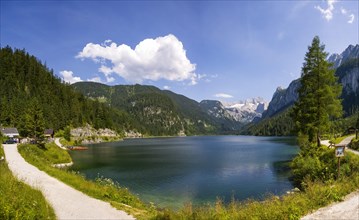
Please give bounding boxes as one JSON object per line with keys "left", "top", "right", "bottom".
{"left": 1, "top": 0, "right": 358, "bottom": 102}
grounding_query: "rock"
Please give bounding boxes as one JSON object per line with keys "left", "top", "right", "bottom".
{"left": 124, "top": 130, "right": 142, "bottom": 138}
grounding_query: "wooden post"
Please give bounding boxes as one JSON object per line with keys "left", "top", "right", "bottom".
{"left": 335, "top": 145, "right": 345, "bottom": 179}
{"left": 337, "top": 157, "right": 341, "bottom": 179}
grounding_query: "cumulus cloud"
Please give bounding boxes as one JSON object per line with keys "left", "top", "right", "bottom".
{"left": 348, "top": 14, "right": 355, "bottom": 23}
{"left": 214, "top": 93, "right": 233, "bottom": 99}
{"left": 341, "top": 7, "right": 355, "bottom": 24}
{"left": 163, "top": 85, "right": 170, "bottom": 90}
{"left": 77, "top": 34, "right": 198, "bottom": 85}
{"left": 315, "top": 0, "right": 337, "bottom": 21}
{"left": 60, "top": 70, "right": 83, "bottom": 84}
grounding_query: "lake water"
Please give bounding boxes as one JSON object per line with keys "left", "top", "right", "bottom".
{"left": 69, "top": 136, "right": 298, "bottom": 209}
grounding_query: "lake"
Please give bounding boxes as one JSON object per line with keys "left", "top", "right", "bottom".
{"left": 69, "top": 136, "right": 299, "bottom": 209}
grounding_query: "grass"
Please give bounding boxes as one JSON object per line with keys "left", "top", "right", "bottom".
{"left": 18, "top": 143, "right": 157, "bottom": 219}
{"left": 0, "top": 145, "right": 56, "bottom": 220}
{"left": 23, "top": 142, "right": 72, "bottom": 165}
{"left": 58, "top": 138, "right": 75, "bottom": 147}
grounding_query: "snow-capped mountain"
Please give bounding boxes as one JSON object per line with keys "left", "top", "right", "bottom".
{"left": 199, "top": 98, "right": 268, "bottom": 128}
{"left": 222, "top": 98, "right": 269, "bottom": 123}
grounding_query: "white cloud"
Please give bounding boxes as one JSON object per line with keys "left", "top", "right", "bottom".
{"left": 341, "top": 7, "right": 355, "bottom": 24}
{"left": 77, "top": 34, "right": 198, "bottom": 85}
{"left": 105, "top": 76, "right": 115, "bottom": 83}
{"left": 60, "top": 70, "right": 83, "bottom": 84}
{"left": 88, "top": 76, "right": 102, "bottom": 83}
{"left": 348, "top": 14, "right": 355, "bottom": 23}
{"left": 163, "top": 85, "right": 170, "bottom": 90}
{"left": 315, "top": 0, "right": 337, "bottom": 21}
{"left": 214, "top": 93, "right": 233, "bottom": 99}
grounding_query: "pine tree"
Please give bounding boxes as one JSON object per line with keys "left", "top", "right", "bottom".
{"left": 293, "top": 36, "right": 342, "bottom": 147}
{"left": 25, "top": 99, "right": 45, "bottom": 142}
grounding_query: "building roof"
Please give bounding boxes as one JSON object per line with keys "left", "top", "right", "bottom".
{"left": 1, "top": 127, "right": 19, "bottom": 134}
{"left": 44, "top": 129, "right": 54, "bottom": 135}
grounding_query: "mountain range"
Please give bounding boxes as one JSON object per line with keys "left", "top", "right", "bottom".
{"left": 72, "top": 82, "right": 268, "bottom": 134}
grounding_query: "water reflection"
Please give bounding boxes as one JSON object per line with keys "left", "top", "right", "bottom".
{"left": 70, "top": 136, "right": 299, "bottom": 209}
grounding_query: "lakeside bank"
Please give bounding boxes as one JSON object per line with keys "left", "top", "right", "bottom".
{"left": 2, "top": 135, "right": 359, "bottom": 219}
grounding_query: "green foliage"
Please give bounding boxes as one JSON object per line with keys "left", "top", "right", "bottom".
{"left": 24, "top": 98, "right": 45, "bottom": 141}
{"left": 349, "top": 138, "right": 359, "bottom": 151}
{"left": 331, "top": 113, "right": 358, "bottom": 136}
{"left": 291, "top": 134, "right": 359, "bottom": 188}
{"left": 0, "top": 46, "right": 131, "bottom": 135}
{"left": 63, "top": 126, "right": 71, "bottom": 142}
{"left": 20, "top": 143, "right": 72, "bottom": 165}
{"left": 292, "top": 36, "right": 342, "bottom": 146}
{"left": 0, "top": 146, "right": 56, "bottom": 219}
{"left": 242, "top": 107, "right": 295, "bottom": 136}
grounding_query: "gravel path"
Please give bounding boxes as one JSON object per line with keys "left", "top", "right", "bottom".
{"left": 301, "top": 190, "right": 359, "bottom": 220}
{"left": 3, "top": 144, "right": 134, "bottom": 220}
{"left": 54, "top": 138, "right": 67, "bottom": 150}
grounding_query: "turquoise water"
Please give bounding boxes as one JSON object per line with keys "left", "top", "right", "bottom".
{"left": 69, "top": 136, "right": 298, "bottom": 209}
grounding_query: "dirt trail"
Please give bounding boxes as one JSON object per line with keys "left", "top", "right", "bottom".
{"left": 301, "top": 190, "right": 359, "bottom": 220}
{"left": 3, "top": 144, "right": 134, "bottom": 220}
{"left": 54, "top": 137, "right": 67, "bottom": 150}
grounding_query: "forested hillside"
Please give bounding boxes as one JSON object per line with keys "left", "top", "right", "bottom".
{"left": 241, "top": 108, "right": 294, "bottom": 136}
{"left": 0, "top": 47, "right": 132, "bottom": 136}
{"left": 72, "top": 82, "right": 219, "bottom": 135}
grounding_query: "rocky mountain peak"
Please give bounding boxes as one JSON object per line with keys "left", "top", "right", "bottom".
{"left": 221, "top": 98, "right": 269, "bottom": 123}
{"left": 328, "top": 44, "right": 359, "bottom": 69}
{"left": 263, "top": 44, "right": 359, "bottom": 119}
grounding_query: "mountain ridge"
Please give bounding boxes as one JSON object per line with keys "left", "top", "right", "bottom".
{"left": 263, "top": 44, "right": 359, "bottom": 119}
{"left": 243, "top": 44, "right": 359, "bottom": 136}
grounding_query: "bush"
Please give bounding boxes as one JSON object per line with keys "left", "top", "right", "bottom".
{"left": 290, "top": 140, "right": 359, "bottom": 187}
{"left": 63, "top": 126, "right": 71, "bottom": 141}
{"left": 349, "top": 138, "right": 359, "bottom": 150}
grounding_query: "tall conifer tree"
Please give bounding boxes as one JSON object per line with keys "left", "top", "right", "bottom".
{"left": 25, "top": 99, "right": 45, "bottom": 141}
{"left": 293, "top": 36, "right": 342, "bottom": 147}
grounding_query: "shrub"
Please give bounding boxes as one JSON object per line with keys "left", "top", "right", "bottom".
{"left": 349, "top": 138, "right": 359, "bottom": 150}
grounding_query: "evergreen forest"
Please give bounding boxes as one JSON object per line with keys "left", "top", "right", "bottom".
{"left": 0, "top": 47, "right": 133, "bottom": 136}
